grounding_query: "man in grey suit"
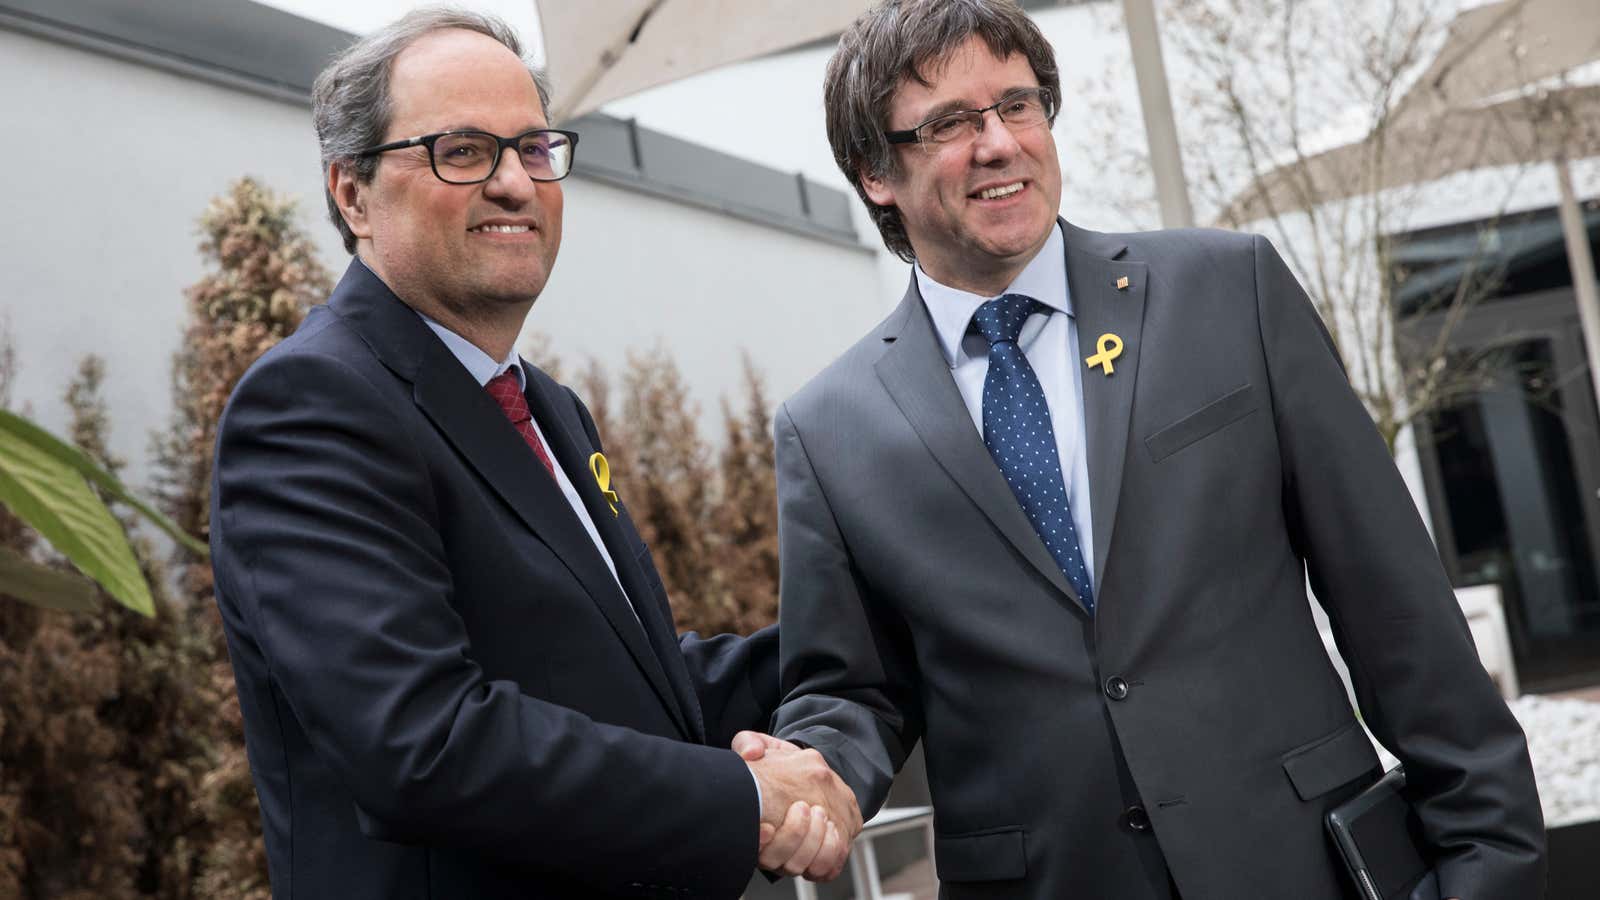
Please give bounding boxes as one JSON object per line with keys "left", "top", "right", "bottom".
{"left": 759, "top": 1, "right": 1546, "bottom": 897}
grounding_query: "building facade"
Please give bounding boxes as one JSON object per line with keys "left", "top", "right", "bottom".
{"left": 0, "top": 0, "right": 883, "bottom": 495}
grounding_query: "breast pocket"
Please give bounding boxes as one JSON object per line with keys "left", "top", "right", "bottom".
{"left": 934, "top": 826, "right": 1028, "bottom": 883}
{"left": 1281, "top": 720, "right": 1380, "bottom": 800}
{"left": 1145, "top": 383, "right": 1259, "bottom": 463}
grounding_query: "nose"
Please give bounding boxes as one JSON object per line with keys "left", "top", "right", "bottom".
{"left": 971, "top": 108, "right": 1023, "bottom": 165}
{"left": 482, "top": 145, "right": 540, "bottom": 206}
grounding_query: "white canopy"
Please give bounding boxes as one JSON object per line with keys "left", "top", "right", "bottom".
{"left": 536, "top": 1, "right": 872, "bottom": 122}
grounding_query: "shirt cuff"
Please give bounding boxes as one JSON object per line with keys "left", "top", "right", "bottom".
{"left": 746, "top": 762, "right": 764, "bottom": 820}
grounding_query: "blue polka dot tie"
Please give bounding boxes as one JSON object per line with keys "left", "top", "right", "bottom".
{"left": 972, "top": 293, "right": 1095, "bottom": 612}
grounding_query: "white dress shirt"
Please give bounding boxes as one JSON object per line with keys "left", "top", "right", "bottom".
{"left": 915, "top": 221, "right": 1096, "bottom": 589}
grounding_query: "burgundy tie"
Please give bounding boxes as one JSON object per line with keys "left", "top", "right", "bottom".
{"left": 485, "top": 370, "right": 556, "bottom": 477}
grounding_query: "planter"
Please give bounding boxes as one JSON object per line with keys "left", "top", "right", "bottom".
{"left": 1547, "top": 818, "right": 1600, "bottom": 899}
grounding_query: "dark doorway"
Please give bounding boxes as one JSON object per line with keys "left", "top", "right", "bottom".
{"left": 1397, "top": 204, "right": 1600, "bottom": 692}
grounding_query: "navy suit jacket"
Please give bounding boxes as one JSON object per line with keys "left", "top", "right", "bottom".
{"left": 210, "top": 259, "right": 778, "bottom": 899}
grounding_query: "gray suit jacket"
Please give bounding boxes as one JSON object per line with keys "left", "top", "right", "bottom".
{"left": 771, "top": 221, "right": 1544, "bottom": 900}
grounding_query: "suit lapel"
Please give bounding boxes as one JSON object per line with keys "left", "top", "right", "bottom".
{"left": 1062, "top": 219, "right": 1149, "bottom": 590}
{"left": 327, "top": 260, "right": 696, "bottom": 742}
{"left": 874, "top": 281, "right": 1084, "bottom": 611}
{"left": 523, "top": 369, "right": 702, "bottom": 743}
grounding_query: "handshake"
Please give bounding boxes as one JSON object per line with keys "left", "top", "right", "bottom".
{"left": 734, "top": 731, "right": 863, "bottom": 882}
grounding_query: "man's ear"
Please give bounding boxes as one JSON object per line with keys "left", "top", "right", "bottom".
{"left": 328, "top": 161, "right": 373, "bottom": 242}
{"left": 859, "top": 165, "right": 896, "bottom": 208}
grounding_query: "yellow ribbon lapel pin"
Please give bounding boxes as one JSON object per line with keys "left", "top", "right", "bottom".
{"left": 588, "top": 452, "right": 620, "bottom": 516}
{"left": 1086, "top": 333, "right": 1125, "bottom": 375}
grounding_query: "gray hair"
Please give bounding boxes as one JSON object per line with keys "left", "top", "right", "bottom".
{"left": 312, "top": 6, "right": 553, "bottom": 254}
{"left": 824, "top": 0, "right": 1060, "bottom": 262}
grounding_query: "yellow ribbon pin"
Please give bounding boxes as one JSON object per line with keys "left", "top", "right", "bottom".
{"left": 1085, "top": 333, "right": 1124, "bottom": 375}
{"left": 588, "top": 452, "right": 620, "bottom": 516}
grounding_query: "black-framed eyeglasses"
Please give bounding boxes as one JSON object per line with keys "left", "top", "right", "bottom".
{"left": 356, "top": 128, "right": 580, "bottom": 184}
{"left": 883, "top": 87, "right": 1055, "bottom": 150}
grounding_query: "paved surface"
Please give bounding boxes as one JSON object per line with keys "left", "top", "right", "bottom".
{"left": 1550, "top": 685, "right": 1600, "bottom": 703}
{"left": 878, "top": 857, "right": 936, "bottom": 900}
{"left": 1509, "top": 693, "right": 1600, "bottom": 827}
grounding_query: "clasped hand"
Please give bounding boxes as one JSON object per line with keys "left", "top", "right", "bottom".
{"left": 734, "top": 730, "right": 862, "bottom": 882}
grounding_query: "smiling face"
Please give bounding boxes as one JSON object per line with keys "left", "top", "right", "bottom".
{"left": 332, "top": 28, "right": 561, "bottom": 324}
{"left": 862, "top": 36, "right": 1062, "bottom": 295}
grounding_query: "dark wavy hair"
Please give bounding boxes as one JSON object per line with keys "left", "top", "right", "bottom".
{"left": 824, "top": 0, "right": 1060, "bottom": 262}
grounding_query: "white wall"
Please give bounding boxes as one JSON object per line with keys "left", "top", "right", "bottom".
{"left": 0, "top": 27, "right": 344, "bottom": 488}
{"left": 539, "top": 176, "right": 880, "bottom": 411}
{"left": 0, "top": 26, "right": 883, "bottom": 497}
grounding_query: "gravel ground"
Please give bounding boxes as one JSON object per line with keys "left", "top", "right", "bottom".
{"left": 1508, "top": 695, "right": 1600, "bottom": 828}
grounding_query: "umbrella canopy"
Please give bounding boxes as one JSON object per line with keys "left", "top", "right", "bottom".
{"left": 537, "top": 0, "right": 873, "bottom": 122}
{"left": 1408, "top": 0, "right": 1600, "bottom": 105}
{"left": 1220, "top": 0, "right": 1600, "bottom": 224}
{"left": 1217, "top": 0, "right": 1600, "bottom": 418}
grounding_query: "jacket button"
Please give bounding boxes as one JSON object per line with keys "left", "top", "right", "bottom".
{"left": 1123, "top": 804, "right": 1151, "bottom": 832}
{"left": 1104, "top": 675, "right": 1130, "bottom": 700}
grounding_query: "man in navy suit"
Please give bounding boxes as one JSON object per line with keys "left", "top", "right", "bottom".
{"left": 209, "top": 9, "right": 858, "bottom": 898}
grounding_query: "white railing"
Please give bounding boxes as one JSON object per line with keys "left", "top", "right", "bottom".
{"left": 791, "top": 806, "right": 935, "bottom": 900}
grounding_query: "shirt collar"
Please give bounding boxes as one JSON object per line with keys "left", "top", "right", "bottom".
{"left": 417, "top": 311, "right": 526, "bottom": 391}
{"left": 916, "top": 221, "right": 1072, "bottom": 368}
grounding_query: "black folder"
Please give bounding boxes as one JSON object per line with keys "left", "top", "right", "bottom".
{"left": 1325, "top": 765, "right": 1440, "bottom": 900}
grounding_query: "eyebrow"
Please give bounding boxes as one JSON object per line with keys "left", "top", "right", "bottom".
{"left": 415, "top": 123, "right": 549, "bottom": 136}
{"left": 914, "top": 85, "right": 1040, "bottom": 123}
{"left": 918, "top": 98, "right": 975, "bottom": 122}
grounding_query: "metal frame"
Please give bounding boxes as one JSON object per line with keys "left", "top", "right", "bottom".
{"left": 791, "top": 806, "right": 936, "bottom": 900}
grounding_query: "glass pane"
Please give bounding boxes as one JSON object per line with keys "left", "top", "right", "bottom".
{"left": 1388, "top": 201, "right": 1600, "bottom": 318}
{"left": 1426, "top": 338, "right": 1600, "bottom": 687}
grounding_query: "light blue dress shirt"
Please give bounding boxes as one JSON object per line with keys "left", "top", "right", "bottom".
{"left": 915, "top": 221, "right": 1096, "bottom": 590}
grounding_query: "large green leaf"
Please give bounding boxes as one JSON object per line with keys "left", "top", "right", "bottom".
{"left": 0, "top": 416, "right": 153, "bottom": 616}
{"left": 0, "top": 408, "right": 206, "bottom": 556}
{"left": 0, "top": 546, "right": 99, "bottom": 613}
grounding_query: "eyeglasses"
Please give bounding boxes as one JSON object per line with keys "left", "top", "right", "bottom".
{"left": 356, "top": 128, "right": 580, "bottom": 184}
{"left": 883, "top": 87, "right": 1055, "bottom": 150}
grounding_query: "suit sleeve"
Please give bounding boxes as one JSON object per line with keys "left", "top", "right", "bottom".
{"left": 1252, "top": 234, "right": 1546, "bottom": 898}
{"left": 677, "top": 625, "right": 781, "bottom": 748}
{"left": 212, "top": 351, "right": 759, "bottom": 896}
{"left": 767, "top": 402, "right": 922, "bottom": 817}
{"left": 558, "top": 385, "right": 784, "bottom": 748}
